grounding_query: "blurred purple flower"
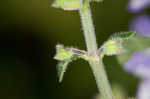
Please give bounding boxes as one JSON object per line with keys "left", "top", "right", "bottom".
{"left": 127, "top": 0, "right": 150, "bottom": 13}
{"left": 124, "top": 48, "right": 150, "bottom": 99}
{"left": 125, "top": 50, "right": 150, "bottom": 79}
{"left": 137, "top": 79, "right": 150, "bottom": 99}
{"left": 130, "top": 15, "right": 150, "bottom": 37}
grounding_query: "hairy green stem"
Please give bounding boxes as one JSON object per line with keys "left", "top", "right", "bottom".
{"left": 79, "top": 1, "right": 114, "bottom": 99}
{"left": 79, "top": 0, "right": 97, "bottom": 56}
{"left": 89, "top": 59, "right": 114, "bottom": 99}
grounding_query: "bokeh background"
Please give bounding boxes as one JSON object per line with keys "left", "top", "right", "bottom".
{"left": 0, "top": 0, "right": 143, "bottom": 99}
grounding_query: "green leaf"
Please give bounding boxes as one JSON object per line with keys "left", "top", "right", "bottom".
{"left": 110, "top": 31, "right": 136, "bottom": 40}
{"left": 117, "top": 35, "right": 150, "bottom": 65}
{"left": 57, "top": 59, "right": 71, "bottom": 82}
{"left": 57, "top": 54, "right": 87, "bottom": 82}
{"left": 100, "top": 32, "right": 136, "bottom": 56}
{"left": 89, "top": 0, "right": 103, "bottom": 2}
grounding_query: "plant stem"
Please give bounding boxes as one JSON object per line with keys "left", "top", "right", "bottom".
{"left": 89, "top": 59, "right": 114, "bottom": 99}
{"left": 79, "top": 0, "right": 97, "bottom": 56}
{"left": 79, "top": 1, "right": 114, "bottom": 99}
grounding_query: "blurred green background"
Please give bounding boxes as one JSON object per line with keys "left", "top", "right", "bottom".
{"left": 0, "top": 0, "right": 139, "bottom": 99}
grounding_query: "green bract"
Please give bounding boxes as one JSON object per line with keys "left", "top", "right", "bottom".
{"left": 52, "top": 0, "right": 103, "bottom": 11}
{"left": 52, "top": 0, "right": 81, "bottom": 11}
{"left": 54, "top": 45, "right": 73, "bottom": 61}
{"left": 100, "top": 32, "right": 136, "bottom": 56}
{"left": 54, "top": 44, "right": 89, "bottom": 82}
{"left": 101, "top": 39, "right": 123, "bottom": 56}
